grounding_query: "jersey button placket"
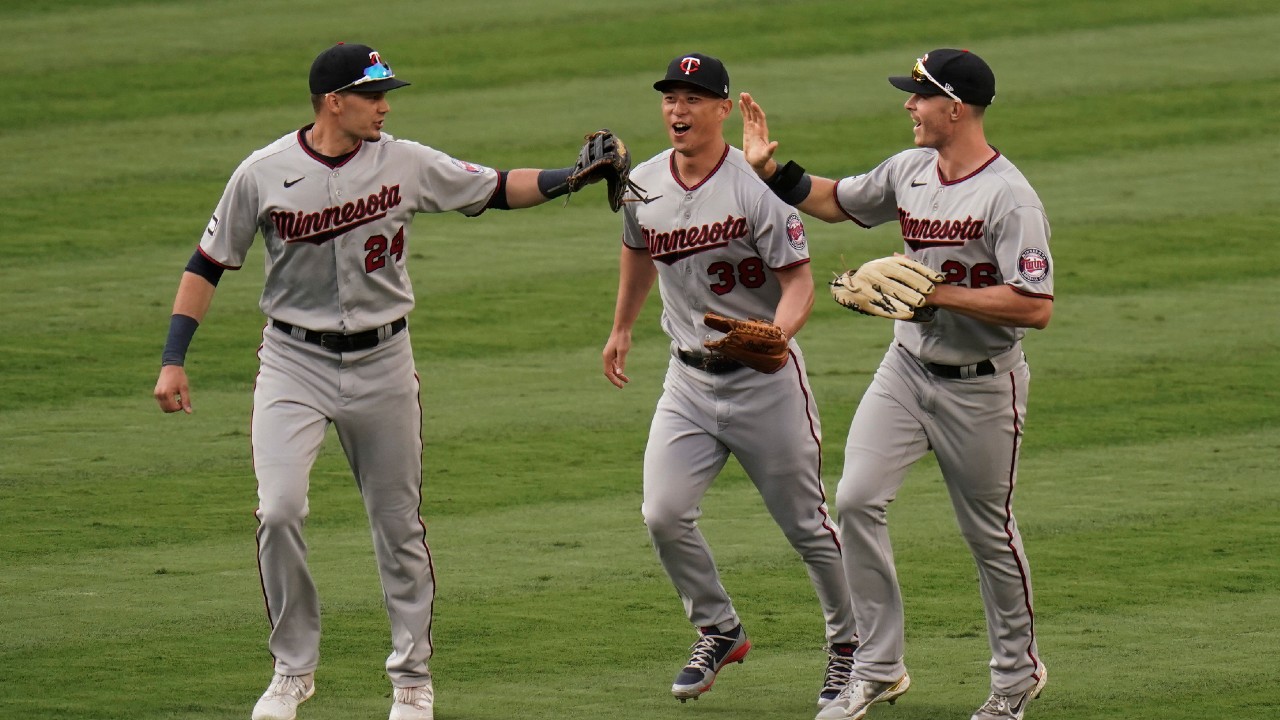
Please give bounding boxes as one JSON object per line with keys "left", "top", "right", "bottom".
{"left": 329, "top": 170, "right": 354, "bottom": 329}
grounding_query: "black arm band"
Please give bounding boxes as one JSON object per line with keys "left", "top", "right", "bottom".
{"left": 161, "top": 314, "right": 200, "bottom": 367}
{"left": 766, "top": 160, "right": 813, "bottom": 206}
{"left": 537, "top": 167, "right": 575, "bottom": 199}
{"left": 486, "top": 171, "right": 512, "bottom": 210}
{"left": 185, "top": 249, "right": 226, "bottom": 286}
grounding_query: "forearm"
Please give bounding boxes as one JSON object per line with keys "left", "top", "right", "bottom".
{"left": 928, "top": 283, "right": 1053, "bottom": 329}
{"left": 772, "top": 264, "right": 815, "bottom": 338}
{"left": 755, "top": 159, "right": 847, "bottom": 224}
{"left": 611, "top": 246, "right": 657, "bottom": 333}
{"left": 172, "top": 271, "right": 217, "bottom": 321}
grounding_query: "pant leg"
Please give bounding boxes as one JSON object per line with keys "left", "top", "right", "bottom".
{"left": 726, "top": 348, "right": 856, "bottom": 645}
{"left": 642, "top": 361, "right": 736, "bottom": 631}
{"left": 331, "top": 333, "right": 434, "bottom": 687}
{"left": 252, "top": 335, "right": 334, "bottom": 676}
{"left": 835, "top": 354, "right": 930, "bottom": 682}
{"left": 929, "top": 360, "right": 1043, "bottom": 694}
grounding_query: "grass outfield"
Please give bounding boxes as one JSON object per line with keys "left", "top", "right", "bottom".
{"left": 3, "top": 1, "right": 1279, "bottom": 718}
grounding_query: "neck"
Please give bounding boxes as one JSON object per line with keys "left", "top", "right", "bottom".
{"left": 935, "top": 130, "right": 995, "bottom": 183}
{"left": 306, "top": 120, "right": 360, "bottom": 157}
{"left": 674, "top": 138, "right": 727, "bottom": 187}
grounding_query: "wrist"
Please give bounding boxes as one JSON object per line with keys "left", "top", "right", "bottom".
{"left": 765, "top": 160, "right": 811, "bottom": 206}
{"left": 161, "top": 314, "right": 200, "bottom": 367}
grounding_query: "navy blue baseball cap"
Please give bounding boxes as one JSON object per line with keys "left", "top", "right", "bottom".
{"left": 654, "top": 52, "right": 730, "bottom": 98}
{"left": 309, "top": 42, "right": 410, "bottom": 94}
{"left": 888, "top": 49, "right": 995, "bottom": 106}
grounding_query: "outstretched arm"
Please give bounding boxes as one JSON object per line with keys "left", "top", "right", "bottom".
{"left": 739, "top": 92, "right": 849, "bottom": 224}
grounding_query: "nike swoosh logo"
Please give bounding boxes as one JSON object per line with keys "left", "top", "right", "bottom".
{"left": 910, "top": 181, "right": 927, "bottom": 187}
{"left": 284, "top": 177, "right": 305, "bottom": 188}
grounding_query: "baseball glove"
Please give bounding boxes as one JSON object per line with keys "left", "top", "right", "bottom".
{"left": 565, "top": 129, "right": 650, "bottom": 212}
{"left": 702, "top": 311, "right": 790, "bottom": 374}
{"left": 830, "top": 255, "right": 945, "bottom": 321}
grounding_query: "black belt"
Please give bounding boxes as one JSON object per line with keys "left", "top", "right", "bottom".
{"left": 271, "top": 317, "right": 406, "bottom": 353}
{"left": 677, "top": 350, "right": 745, "bottom": 374}
{"left": 923, "top": 358, "right": 996, "bottom": 379}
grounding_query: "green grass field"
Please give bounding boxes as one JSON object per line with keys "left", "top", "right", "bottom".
{"left": 3, "top": 1, "right": 1279, "bottom": 718}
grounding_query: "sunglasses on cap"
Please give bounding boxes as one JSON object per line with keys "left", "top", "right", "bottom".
{"left": 331, "top": 61, "right": 395, "bottom": 93}
{"left": 911, "top": 57, "right": 962, "bottom": 103}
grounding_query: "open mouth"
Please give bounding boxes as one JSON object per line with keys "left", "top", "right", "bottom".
{"left": 672, "top": 122, "right": 691, "bottom": 137}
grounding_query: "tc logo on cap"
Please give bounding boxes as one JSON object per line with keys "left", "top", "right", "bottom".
{"left": 679, "top": 57, "right": 702, "bottom": 75}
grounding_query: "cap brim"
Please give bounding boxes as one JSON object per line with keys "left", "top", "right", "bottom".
{"left": 345, "top": 78, "right": 411, "bottom": 93}
{"left": 888, "top": 75, "right": 945, "bottom": 96}
{"left": 653, "top": 79, "right": 727, "bottom": 98}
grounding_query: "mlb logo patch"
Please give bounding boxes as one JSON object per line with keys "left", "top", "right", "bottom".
{"left": 1018, "top": 248, "right": 1049, "bottom": 282}
{"left": 785, "top": 213, "right": 806, "bottom": 251}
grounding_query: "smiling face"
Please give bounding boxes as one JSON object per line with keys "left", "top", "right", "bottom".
{"left": 661, "top": 84, "right": 731, "bottom": 156}
{"left": 904, "top": 92, "right": 960, "bottom": 149}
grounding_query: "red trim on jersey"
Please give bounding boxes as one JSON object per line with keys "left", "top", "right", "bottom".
{"left": 668, "top": 144, "right": 731, "bottom": 192}
{"left": 1009, "top": 284, "right": 1054, "bottom": 300}
{"left": 1002, "top": 371, "right": 1042, "bottom": 677}
{"left": 788, "top": 350, "right": 841, "bottom": 550}
{"left": 412, "top": 370, "right": 438, "bottom": 659}
{"left": 772, "top": 257, "right": 812, "bottom": 271}
{"left": 249, "top": 359, "right": 275, "bottom": 646}
{"left": 197, "top": 245, "right": 241, "bottom": 270}
{"left": 296, "top": 125, "right": 363, "bottom": 168}
{"left": 831, "top": 180, "right": 872, "bottom": 228}
{"left": 938, "top": 148, "right": 1001, "bottom": 186}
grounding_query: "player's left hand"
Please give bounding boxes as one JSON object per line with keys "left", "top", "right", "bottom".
{"left": 702, "top": 312, "right": 790, "bottom": 374}
{"left": 738, "top": 92, "right": 779, "bottom": 178}
{"left": 564, "top": 129, "right": 651, "bottom": 212}
{"left": 830, "top": 255, "right": 945, "bottom": 321}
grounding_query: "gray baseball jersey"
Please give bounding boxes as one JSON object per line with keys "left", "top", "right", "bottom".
{"left": 204, "top": 125, "right": 498, "bottom": 687}
{"left": 201, "top": 127, "right": 497, "bottom": 332}
{"left": 835, "top": 148, "right": 1053, "bottom": 365}
{"left": 829, "top": 147, "right": 1050, "bottom": 695}
{"left": 623, "top": 144, "right": 856, "bottom": 647}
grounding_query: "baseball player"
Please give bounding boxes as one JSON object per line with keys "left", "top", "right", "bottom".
{"left": 601, "top": 52, "right": 859, "bottom": 707}
{"left": 153, "top": 42, "right": 620, "bottom": 720}
{"left": 740, "top": 49, "right": 1053, "bottom": 720}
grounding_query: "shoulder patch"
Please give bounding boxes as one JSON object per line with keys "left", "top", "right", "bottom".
{"left": 450, "top": 157, "right": 488, "bottom": 174}
{"left": 206, "top": 214, "right": 219, "bottom": 236}
{"left": 785, "top": 213, "right": 807, "bottom": 251}
{"left": 1018, "top": 248, "right": 1050, "bottom": 282}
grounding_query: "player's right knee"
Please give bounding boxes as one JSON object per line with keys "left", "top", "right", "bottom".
{"left": 641, "top": 506, "right": 691, "bottom": 542}
{"left": 255, "top": 494, "right": 309, "bottom": 528}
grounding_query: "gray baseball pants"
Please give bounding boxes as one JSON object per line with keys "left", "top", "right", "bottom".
{"left": 251, "top": 327, "right": 434, "bottom": 687}
{"left": 642, "top": 349, "right": 857, "bottom": 644}
{"left": 837, "top": 342, "right": 1042, "bottom": 694}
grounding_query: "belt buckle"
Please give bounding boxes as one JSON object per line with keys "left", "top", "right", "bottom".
{"left": 318, "top": 332, "right": 347, "bottom": 352}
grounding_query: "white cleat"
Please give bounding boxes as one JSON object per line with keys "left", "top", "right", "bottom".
{"left": 251, "top": 673, "right": 315, "bottom": 720}
{"left": 389, "top": 681, "right": 434, "bottom": 720}
{"left": 971, "top": 668, "right": 1047, "bottom": 720}
{"left": 814, "top": 672, "right": 910, "bottom": 720}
